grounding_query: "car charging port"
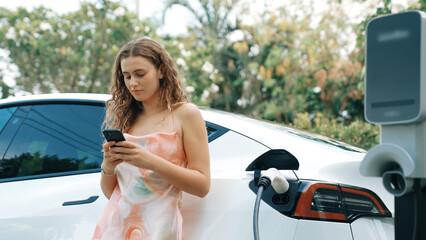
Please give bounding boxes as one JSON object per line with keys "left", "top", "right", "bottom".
{"left": 253, "top": 168, "right": 290, "bottom": 240}
{"left": 272, "top": 194, "right": 290, "bottom": 205}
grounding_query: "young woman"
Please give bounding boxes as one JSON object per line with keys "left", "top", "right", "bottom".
{"left": 92, "top": 37, "right": 210, "bottom": 240}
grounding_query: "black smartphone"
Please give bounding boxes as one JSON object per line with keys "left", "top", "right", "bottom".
{"left": 102, "top": 129, "right": 126, "bottom": 142}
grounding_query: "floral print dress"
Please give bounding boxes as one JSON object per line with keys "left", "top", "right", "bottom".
{"left": 92, "top": 127, "right": 187, "bottom": 240}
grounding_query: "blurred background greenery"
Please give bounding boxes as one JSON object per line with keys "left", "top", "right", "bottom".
{"left": 0, "top": 0, "right": 424, "bottom": 149}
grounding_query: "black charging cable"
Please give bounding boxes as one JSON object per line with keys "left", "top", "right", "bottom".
{"left": 253, "top": 176, "right": 271, "bottom": 240}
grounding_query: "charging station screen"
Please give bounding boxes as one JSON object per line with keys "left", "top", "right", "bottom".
{"left": 366, "top": 12, "right": 421, "bottom": 124}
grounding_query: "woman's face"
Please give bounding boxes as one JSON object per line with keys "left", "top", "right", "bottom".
{"left": 121, "top": 56, "right": 164, "bottom": 103}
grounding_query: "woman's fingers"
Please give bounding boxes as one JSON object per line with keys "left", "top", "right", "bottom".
{"left": 103, "top": 142, "right": 124, "bottom": 163}
{"left": 103, "top": 141, "right": 116, "bottom": 152}
{"left": 110, "top": 146, "right": 131, "bottom": 155}
{"left": 113, "top": 159, "right": 124, "bottom": 165}
{"left": 112, "top": 141, "right": 136, "bottom": 148}
{"left": 109, "top": 141, "right": 140, "bottom": 155}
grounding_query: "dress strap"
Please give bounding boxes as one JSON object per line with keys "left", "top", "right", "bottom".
{"left": 171, "top": 109, "right": 176, "bottom": 132}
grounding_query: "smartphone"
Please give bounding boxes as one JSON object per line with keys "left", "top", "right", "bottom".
{"left": 102, "top": 129, "right": 126, "bottom": 143}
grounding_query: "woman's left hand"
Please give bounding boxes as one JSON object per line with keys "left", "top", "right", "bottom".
{"left": 109, "top": 141, "right": 154, "bottom": 170}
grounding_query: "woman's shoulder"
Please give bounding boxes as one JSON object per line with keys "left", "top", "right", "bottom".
{"left": 174, "top": 102, "right": 201, "bottom": 117}
{"left": 173, "top": 102, "right": 203, "bottom": 127}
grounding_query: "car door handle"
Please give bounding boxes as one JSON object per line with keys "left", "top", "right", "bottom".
{"left": 62, "top": 195, "right": 99, "bottom": 206}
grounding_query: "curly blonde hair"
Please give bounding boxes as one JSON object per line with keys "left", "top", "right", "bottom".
{"left": 103, "top": 37, "right": 188, "bottom": 132}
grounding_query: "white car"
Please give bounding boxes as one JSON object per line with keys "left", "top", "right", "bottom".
{"left": 0, "top": 93, "right": 394, "bottom": 240}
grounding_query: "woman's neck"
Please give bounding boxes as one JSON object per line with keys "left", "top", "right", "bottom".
{"left": 141, "top": 101, "right": 167, "bottom": 116}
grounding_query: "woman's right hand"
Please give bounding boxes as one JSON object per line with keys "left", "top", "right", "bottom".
{"left": 101, "top": 141, "right": 123, "bottom": 174}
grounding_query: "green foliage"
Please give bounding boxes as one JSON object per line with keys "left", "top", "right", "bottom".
{"left": 0, "top": 0, "right": 157, "bottom": 94}
{"left": 0, "top": 74, "right": 11, "bottom": 98}
{"left": 164, "top": 0, "right": 422, "bottom": 149}
{"left": 0, "top": 81, "right": 11, "bottom": 99}
{"left": 291, "top": 112, "right": 379, "bottom": 149}
{"left": 193, "top": 0, "right": 367, "bottom": 127}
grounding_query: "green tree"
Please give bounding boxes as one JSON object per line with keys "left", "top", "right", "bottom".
{"left": 291, "top": 112, "right": 379, "bottom": 149}
{"left": 212, "top": 0, "right": 364, "bottom": 123}
{"left": 0, "top": 0, "right": 157, "bottom": 94}
{"left": 164, "top": 0, "right": 243, "bottom": 111}
{"left": 165, "top": 0, "right": 380, "bottom": 149}
{"left": 0, "top": 76, "right": 11, "bottom": 98}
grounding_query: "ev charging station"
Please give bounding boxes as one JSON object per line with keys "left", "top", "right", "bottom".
{"left": 360, "top": 10, "right": 426, "bottom": 240}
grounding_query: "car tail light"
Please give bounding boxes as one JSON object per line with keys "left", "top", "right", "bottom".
{"left": 294, "top": 182, "right": 392, "bottom": 222}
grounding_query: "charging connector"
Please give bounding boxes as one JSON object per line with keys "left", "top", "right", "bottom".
{"left": 253, "top": 168, "right": 289, "bottom": 240}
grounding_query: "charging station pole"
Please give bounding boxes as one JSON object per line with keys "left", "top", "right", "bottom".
{"left": 359, "top": 10, "right": 426, "bottom": 240}
{"left": 395, "top": 180, "right": 426, "bottom": 239}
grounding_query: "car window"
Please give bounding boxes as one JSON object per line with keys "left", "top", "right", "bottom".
{"left": 206, "top": 121, "right": 228, "bottom": 143}
{"left": 0, "top": 107, "right": 17, "bottom": 132}
{"left": 0, "top": 104, "right": 105, "bottom": 180}
{"left": 0, "top": 106, "right": 31, "bottom": 162}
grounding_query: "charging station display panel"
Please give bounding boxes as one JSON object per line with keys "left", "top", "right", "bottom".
{"left": 366, "top": 11, "right": 422, "bottom": 124}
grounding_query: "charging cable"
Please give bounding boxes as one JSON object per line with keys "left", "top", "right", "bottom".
{"left": 253, "top": 168, "right": 289, "bottom": 240}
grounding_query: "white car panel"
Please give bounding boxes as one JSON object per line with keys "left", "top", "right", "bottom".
{"left": 351, "top": 217, "right": 394, "bottom": 240}
{"left": 0, "top": 93, "right": 110, "bottom": 104}
{"left": 293, "top": 220, "right": 353, "bottom": 240}
{"left": 207, "top": 130, "right": 298, "bottom": 180}
{"left": 201, "top": 109, "right": 395, "bottom": 214}
{"left": 182, "top": 178, "right": 299, "bottom": 240}
{"left": 182, "top": 130, "right": 299, "bottom": 239}
{"left": 208, "top": 130, "right": 269, "bottom": 175}
{"left": 0, "top": 173, "right": 107, "bottom": 239}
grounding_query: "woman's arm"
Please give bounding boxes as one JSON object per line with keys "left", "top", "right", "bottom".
{"left": 111, "top": 103, "right": 211, "bottom": 198}
{"left": 154, "top": 103, "right": 211, "bottom": 197}
{"left": 100, "top": 141, "right": 123, "bottom": 199}
{"left": 100, "top": 169, "right": 117, "bottom": 199}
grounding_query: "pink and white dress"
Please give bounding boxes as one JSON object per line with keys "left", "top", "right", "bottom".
{"left": 92, "top": 125, "right": 187, "bottom": 240}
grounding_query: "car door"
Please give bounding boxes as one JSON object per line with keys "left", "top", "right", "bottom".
{"left": 0, "top": 103, "right": 108, "bottom": 239}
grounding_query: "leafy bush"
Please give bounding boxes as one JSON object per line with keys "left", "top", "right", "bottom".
{"left": 291, "top": 112, "right": 379, "bottom": 150}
